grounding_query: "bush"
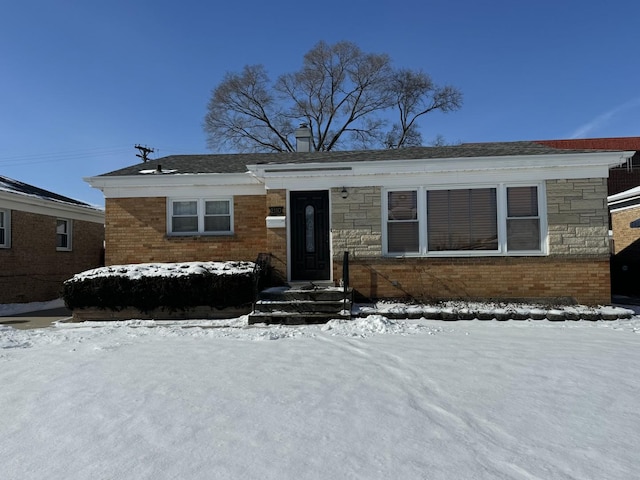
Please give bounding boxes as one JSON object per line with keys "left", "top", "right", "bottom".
{"left": 62, "top": 261, "right": 258, "bottom": 312}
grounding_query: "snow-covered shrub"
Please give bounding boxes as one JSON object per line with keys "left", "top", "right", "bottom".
{"left": 62, "top": 261, "right": 259, "bottom": 312}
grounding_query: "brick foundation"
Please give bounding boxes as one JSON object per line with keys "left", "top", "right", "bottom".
{"left": 334, "top": 256, "right": 611, "bottom": 306}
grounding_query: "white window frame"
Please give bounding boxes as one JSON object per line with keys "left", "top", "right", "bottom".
{"left": 382, "top": 182, "right": 547, "bottom": 257}
{"left": 0, "top": 209, "right": 11, "bottom": 248}
{"left": 56, "top": 218, "right": 72, "bottom": 251}
{"left": 167, "top": 198, "right": 234, "bottom": 236}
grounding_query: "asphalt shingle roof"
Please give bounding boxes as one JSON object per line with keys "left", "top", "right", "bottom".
{"left": 99, "top": 141, "right": 625, "bottom": 177}
{"left": 0, "top": 175, "right": 93, "bottom": 207}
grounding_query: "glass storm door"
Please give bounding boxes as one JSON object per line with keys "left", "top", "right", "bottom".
{"left": 290, "top": 190, "right": 330, "bottom": 281}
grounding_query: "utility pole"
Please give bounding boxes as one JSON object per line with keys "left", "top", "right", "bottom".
{"left": 134, "top": 144, "right": 155, "bottom": 162}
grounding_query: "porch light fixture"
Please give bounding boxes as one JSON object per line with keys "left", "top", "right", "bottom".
{"left": 341, "top": 187, "right": 348, "bottom": 199}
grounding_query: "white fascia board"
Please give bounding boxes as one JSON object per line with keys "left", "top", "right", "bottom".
{"left": 0, "top": 191, "right": 104, "bottom": 223}
{"left": 251, "top": 151, "right": 634, "bottom": 189}
{"left": 250, "top": 151, "right": 633, "bottom": 178}
{"left": 608, "top": 186, "right": 640, "bottom": 212}
{"left": 260, "top": 163, "right": 619, "bottom": 191}
{"left": 608, "top": 185, "right": 640, "bottom": 203}
{"left": 84, "top": 173, "right": 265, "bottom": 198}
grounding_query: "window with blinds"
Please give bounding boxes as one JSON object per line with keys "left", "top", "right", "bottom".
{"left": 383, "top": 184, "right": 544, "bottom": 256}
{"left": 387, "top": 191, "right": 419, "bottom": 253}
{"left": 506, "top": 186, "right": 540, "bottom": 251}
{"left": 427, "top": 188, "right": 498, "bottom": 251}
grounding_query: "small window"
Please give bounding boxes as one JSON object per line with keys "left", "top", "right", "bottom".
{"left": 387, "top": 191, "right": 419, "bottom": 253}
{"left": 204, "top": 200, "right": 231, "bottom": 233}
{"left": 0, "top": 209, "right": 10, "bottom": 248}
{"left": 506, "top": 186, "right": 540, "bottom": 251}
{"left": 168, "top": 198, "right": 233, "bottom": 235}
{"left": 56, "top": 219, "right": 72, "bottom": 251}
{"left": 172, "top": 201, "right": 198, "bottom": 233}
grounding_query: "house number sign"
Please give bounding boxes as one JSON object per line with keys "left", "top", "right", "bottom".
{"left": 269, "top": 206, "right": 284, "bottom": 216}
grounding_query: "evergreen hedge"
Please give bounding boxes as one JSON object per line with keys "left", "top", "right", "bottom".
{"left": 62, "top": 261, "right": 269, "bottom": 312}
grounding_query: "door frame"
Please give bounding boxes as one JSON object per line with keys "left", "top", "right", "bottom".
{"left": 287, "top": 189, "right": 332, "bottom": 282}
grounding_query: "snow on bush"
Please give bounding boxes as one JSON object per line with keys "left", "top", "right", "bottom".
{"left": 62, "top": 261, "right": 257, "bottom": 312}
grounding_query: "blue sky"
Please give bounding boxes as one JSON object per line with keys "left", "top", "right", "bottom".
{"left": 1, "top": 0, "right": 638, "bottom": 206}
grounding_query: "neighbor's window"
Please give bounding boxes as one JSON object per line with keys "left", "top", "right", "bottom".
{"left": 0, "top": 209, "right": 10, "bottom": 248}
{"left": 56, "top": 219, "right": 72, "bottom": 251}
{"left": 169, "top": 198, "right": 233, "bottom": 235}
{"left": 383, "top": 184, "right": 544, "bottom": 256}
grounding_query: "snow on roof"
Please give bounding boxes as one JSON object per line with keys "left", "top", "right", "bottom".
{"left": 0, "top": 174, "right": 96, "bottom": 208}
{"left": 67, "top": 261, "right": 255, "bottom": 282}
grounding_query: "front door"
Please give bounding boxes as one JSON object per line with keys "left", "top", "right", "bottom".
{"left": 290, "top": 190, "right": 330, "bottom": 281}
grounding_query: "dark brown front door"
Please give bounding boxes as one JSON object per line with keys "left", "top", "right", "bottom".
{"left": 290, "top": 190, "right": 330, "bottom": 281}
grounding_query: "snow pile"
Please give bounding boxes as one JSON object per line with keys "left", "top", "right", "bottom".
{"left": 67, "top": 261, "right": 255, "bottom": 282}
{"left": 323, "top": 314, "right": 442, "bottom": 336}
{"left": 1, "top": 315, "right": 640, "bottom": 479}
{"left": 357, "top": 300, "right": 635, "bottom": 320}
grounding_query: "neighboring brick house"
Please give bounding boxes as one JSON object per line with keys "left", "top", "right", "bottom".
{"left": 0, "top": 175, "right": 105, "bottom": 304}
{"left": 608, "top": 186, "right": 640, "bottom": 296}
{"left": 86, "top": 137, "right": 635, "bottom": 305}
{"left": 536, "top": 137, "right": 640, "bottom": 195}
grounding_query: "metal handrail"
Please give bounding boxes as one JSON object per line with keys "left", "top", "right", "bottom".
{"left": 342, "top": 251, "right": 350, "bottom": 317}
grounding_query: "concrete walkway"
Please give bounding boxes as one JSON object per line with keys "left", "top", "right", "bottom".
{"left": 0, "top": 307, "right": 72, "bottom": 330}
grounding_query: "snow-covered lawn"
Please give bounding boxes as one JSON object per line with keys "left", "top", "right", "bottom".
{"left": 1, "top": 314, "right": 639, "bottom": 480}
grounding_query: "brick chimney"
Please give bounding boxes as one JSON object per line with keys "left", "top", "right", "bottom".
{"left": 295, "top": 124, "right": 312, "bottom": 152}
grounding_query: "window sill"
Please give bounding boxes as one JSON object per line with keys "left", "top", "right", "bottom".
{"left": 166, "top": 232, "right": 235, "bottom": 239}
{"left": 384, "top": 251, "right": 548, "bottom": 258}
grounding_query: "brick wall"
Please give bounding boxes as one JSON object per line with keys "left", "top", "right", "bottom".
{"left": 0, "top": 210, "right": 104, "bottom": 303}
{"left": 334, "top": 257, "right": 610, "bottom": 305}
{"left": 611, "top": 205, "right": 640, "bottom": 256}
{"left": 266, "top": 190, "right": 287, "bottom": 282}
{"left": 105, "top": 196, "right": 267, "bottom": 265}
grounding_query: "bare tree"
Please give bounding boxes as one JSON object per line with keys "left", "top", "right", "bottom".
{"left": 385, "top": 69, "right": 463, "bottom": 148}
{"left": 204, "top": 41, "right": 462, "bottom": 152}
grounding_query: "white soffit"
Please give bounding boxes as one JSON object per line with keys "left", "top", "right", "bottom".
{"left": 0, "top": 191, "right": 104, "bottom": 223}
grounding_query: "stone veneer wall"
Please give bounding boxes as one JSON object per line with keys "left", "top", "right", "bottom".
{"left": 546, "top": 178, "right": 610, "bottom": 256}
{"left": 331, "top": 186, "right": 382, "bottom": 258}
{"left": 331, "top": 179, "right": 611, "bottom": 305}
{"left": 105, "top": 196, "right": 267, "bottom": 265}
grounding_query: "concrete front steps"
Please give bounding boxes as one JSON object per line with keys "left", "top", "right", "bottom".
{"left": 249, "top": 284, "right": 353, "bottom": 325}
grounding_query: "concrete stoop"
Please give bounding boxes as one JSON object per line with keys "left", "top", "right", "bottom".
{"left": 249, "top": 285, "right": 353, "bottom": 325}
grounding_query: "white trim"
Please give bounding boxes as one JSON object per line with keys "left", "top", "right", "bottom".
{"left": 0, "top": 209, "right": 11, "bottom": 248}
{"left": 382, "top": 182, "right": 547, "bottom": 257}
{"left": 250, "top": 151, "right": 633, "bottom": 188}
{"left": 0, "top": 191, "right": 104, "bottom": 224}
{"left": 85, "top": 173, "right": 264, "bottom": 198}
{"left": 166, "top": 197, "right": 234, "bottom": 236}
{"left": 608, "top": 185, "right": 640, "bottom": 213}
